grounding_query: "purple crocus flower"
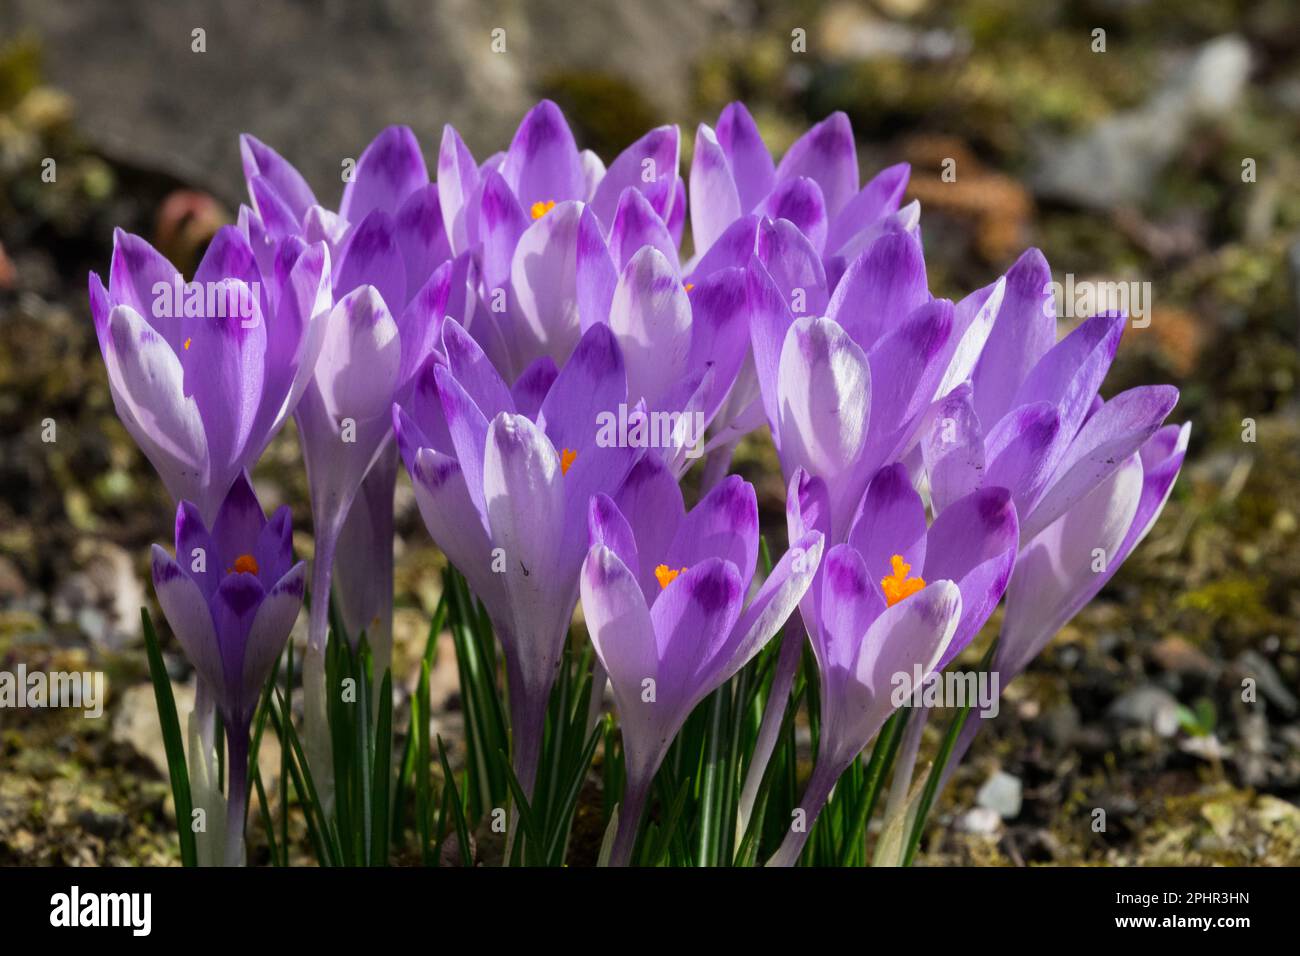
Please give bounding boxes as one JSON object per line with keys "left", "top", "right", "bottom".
{"left": 150, "top": 473, "right": 305, "bottom": 865}
{"left": 909, "top": 250, "right": 1188, "bottom": 778}
{"left": 689, "top": 103, "right": 911, "bottom": 275}
{"left": 88, "top": 227, "right": 332, "bottom": 523}
{"left": 440, "top": 100, "right": 683, "bottom": 379}
{"left": 765, "top": 464, "right": 1018, "bottom": 866}
{"left": 393, "top": 319, "right": 640, "bottom": 798}
{"left": 580, "top": 458, "right": 824, "bottom": 865}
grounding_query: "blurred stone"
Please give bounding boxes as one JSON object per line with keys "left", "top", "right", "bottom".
{"left": 1149, "top": 636, "right": 1216, "bottom": 678}
{"left": 1, "top": 0, "right": 718, "bottom": 204}
{"left": 1108, "top": 685, "right": 1181, "bottom": 737}
{"left": 111, "top": 682, "right": 194, "bottom": 779}
{"left": 957, "top": 806, "right": 1001, "bottom": 835}
{"left": 1034, "top": 35, "right": 1251, "bottom": 208}
{"left": 50, "top": 539, "right": 144, "bottom": 651}
{"left": 976, "top": 770, "right": 1023, "bottom": 820}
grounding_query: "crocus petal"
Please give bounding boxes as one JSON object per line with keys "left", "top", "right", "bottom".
{"left": 666, "top": 475, "right": 759, "bottom": 588}
{"left": 483, "top": 413, "right": 569, "bottom": 690}
{"left": 441, "top": 319, "right": 514, "bottom": 421}
{"left": 683, "top": 266, "right": 750, "bottom": 419}
{"left": 970, "top": 248, "right": 1057, "bottom": 429}
{"left": 580, "top": 149, "right": 605, "bottom": 201}
{"left": 180, "top": 281, "right": 267, "bottom": 497}
{"left": 826, "top": 229, "right": 929, "bottom": 349}
{"left": 587, "top": 494, "right": 642, "bottom": 586}
{"left": 608, "top": 246, "right": 692, "bottom": 407}
{"left": 689, "top": 124, "right": 743, "bottom": 257}
{"left": 580, "top": 544, "right": 662, "bottom": 778}
{"left": 511, "top": 356, "right": 560, "bottom": 421}
{"left": 1021, "top": 385, "right": 1179, "bottom": 541}
{"left": 438, "top": 124, "right": 480, "bottom": 254}
{"left": 758, "top": 177, "right": 827, "bottom": 253}
{"left": 851, "top": 579, "right": 961, "bottom": 748}
{"left": 998, "top": 454, "right": 1143, "bottom": 678}
{"left": 652, "top": 558, "right": 745, "bottom": 693}
{"left": 924, "top": 486, "right": 1019, "bottom": 666}
{"left": 609, "top": 187, "right": 679, "bottom": 273}
{"left": 747, "top": 257, "right": 796, "bottom": 435}
{"left": 340, "top": 125, "right": 428, "bottom": 225}
{"left": 774, "top": 112, "right": 857, "bottom": 220}
{"left": 690, "top": 214, "right": 760, "bottom": 279}
{"left": 756, "top": 218, "right": 828, "bottom": 319}
{"left": 106, "top": 305, "right": 209, "bottom": 507}
{"left": 334, "top": 210, "right": 407, "bottom": 316}
{"left": 151, "top": 544, "right": 225, "bottom": 696}
{"left": 934, "top": 276, "right": 1004, "bottom": 399}
{"left": 240, "top": 134, "right": 317, "bottom": 221}
{"left": 827, "top": 162, "right": 909, "bottom": 256}
{"left": 478, "top": 169, "right": 529, "bottom": 299}
{"left": 576, "top": 204, "right": 618, "bottom": 332}
{"left": 254, "top": 504, "right": 294, "bottom": 590}
{"left": 211, "top": 571, "right": 266, "bottom": 721}
{"left": 395, "top": 184, "right": 451, "bottom": 305}
{"left": 983, "top": 401, "right": 1064, "bottom": 519}
{"left": 433, "top": 365, "right": 492, "bottom": 527}
{"left": 109, "top": 229, "right": 184, "bottom": 352}
{"left": 537, "top": 321, "right": 627, "bottom": 456}
{"left": 613, "top": 455, "right": 686, "bottom": 600}
{"left": 860, "top": 298, "right": 954, "bottom": 468}
{"left": 814, "top": 544, "right": 885, "bottom": 681}
{"left": 313, "top": 285, "right": 402, "bottom": 422}
{"left": 510, "top": 199, "right": 584, "bottom": 367}
{"left": 591, "top": 125, "right": 679, "bottom": 226}
{"left": 193, "top": 226, "right": 260, "bottom": 291}
{"left": 239, "top": 561, "right": 305, "bottom": 720}
{"left": 846, "top": 463, "right": 928, "bottom": 600}
{"left": 708, "top": 530, "right": 824, "bottom": 695}
{"left": 175, "top": 500, "right": 217, "bottom": 599}
{"left": 716, "top": 101, "right": 775, "bottom": 211}
{"left": 408, "top": 444, "right": 505, "bottom": 616}
{"left": 920, "top": 384, "right": 986, "bottom": 514}
{"left": 1012, "top": 312, "right": 1125, "bottom": 444}
{"left": 775, "top": 315, "right": 871, "bottom": 486}
{"left": 210, "top": 472, "right": 268, "bottom": 569}
{"left": 501, "top": 100, "right": 586, "bottom": 208}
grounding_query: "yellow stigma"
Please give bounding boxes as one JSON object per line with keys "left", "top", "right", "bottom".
{"left": 560, "top": 448, "right": 577, "bottom": 475}
{"left": 530, "top": 199, "right": 557, "bottom": 220}
{"left": 654, "top": 564, "right": 688, "bottom": 590}
{"left": 684, "top": 282, "right": 695, "bottom": 293}
{"left": 881, "top": 554, "right": 925, "bottom": 607}
{"left": 229, "top": 553, "right": 259, "bottom": 576}
{"left": 183, "top": 337, "right": 192, "bottom": 350}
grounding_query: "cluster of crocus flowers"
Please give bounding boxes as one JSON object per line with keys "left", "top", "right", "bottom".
{"left": 90, "top": 97, "right": 1186, "bottom": 867}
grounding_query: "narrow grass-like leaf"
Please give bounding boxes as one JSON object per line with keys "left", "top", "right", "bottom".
{"left": 140, "top": 608, "right": 197, "bottom": 867}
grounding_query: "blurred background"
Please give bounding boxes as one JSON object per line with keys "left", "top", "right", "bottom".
{"left": 0, "top": 0, "right": 1297, "bottom": 865}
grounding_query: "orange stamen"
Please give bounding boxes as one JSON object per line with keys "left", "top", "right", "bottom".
{"left": 229, "top": 553, "right": 259, "bottom": 576}
{"left": 684, "top": 282, "right": 695, "bottom": 293}
{"left": 881, "top": 554, "right": 925, "bottom": 607}
{"left": 560, "top": 448, "right": 577, "bottom": 475}
{"left": 183, "top": 337, "right": 192, "bottom": 350}
{"left": 530, "top": 199, "right": 556, "bottom": 220}
{"left": 654, "top": 564, "right": 688, "bottom": 590}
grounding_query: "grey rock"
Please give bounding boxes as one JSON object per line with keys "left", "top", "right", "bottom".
{"left": 50, "top": 539, "right": 145, "bottom": 651}
{"left": 957, "top": 806, "right": 1002, "bottom": 835}
{"left": 1034, "top": 35, "right": 1251, "bottom": 208}
{"left": 1, "top": 0, "right": 721, "bottom": 204}
{"left": 976, "top": 770, "right": 1023, "bottom": 820}
{"left": 1108, "top": 685, "right": 1182, "bottom": 737}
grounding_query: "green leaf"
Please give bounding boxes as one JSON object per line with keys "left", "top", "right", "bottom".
{"left": 140, "top": 608, "right": 197, "bottom": 867}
